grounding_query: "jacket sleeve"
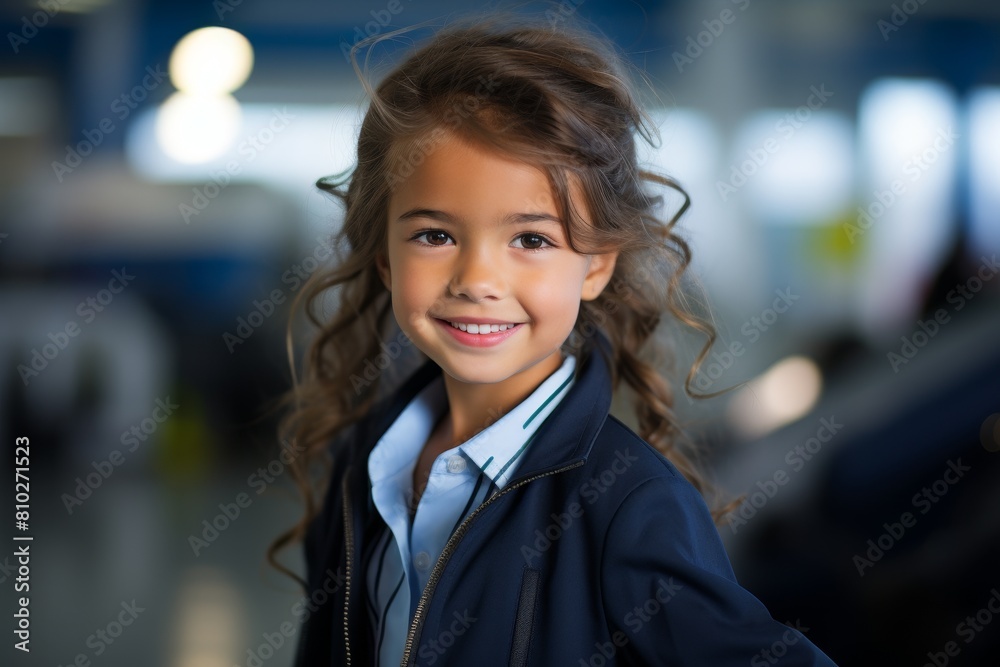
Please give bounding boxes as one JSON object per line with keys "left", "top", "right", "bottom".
{"left": 599, "top": 473, "right": 838, "bottom": 666}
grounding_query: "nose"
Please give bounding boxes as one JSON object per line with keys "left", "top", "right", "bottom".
{"left": 448, "top": 244, "right": 508, "bottom": 302}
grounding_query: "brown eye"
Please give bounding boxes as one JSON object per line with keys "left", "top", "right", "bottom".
{"left": 514, "top": 233, "right": 552, "bottom": 251}
{"left": 412, "top": 230, "right": 453, "bottom": 246}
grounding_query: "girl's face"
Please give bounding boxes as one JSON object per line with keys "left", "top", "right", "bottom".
{"left": 377, "top": 131, "right": 617, "bottom": 389}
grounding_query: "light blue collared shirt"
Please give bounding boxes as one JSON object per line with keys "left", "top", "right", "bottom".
{"left": 365, "top": 353, "right": 577, "bottom": 667}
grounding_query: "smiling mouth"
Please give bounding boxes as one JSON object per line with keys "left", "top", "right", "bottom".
{"left": 442, "top": 320, "right": 519, "bottom": 334}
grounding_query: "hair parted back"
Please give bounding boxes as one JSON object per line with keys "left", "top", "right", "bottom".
{"left": 269, "top": 12, "right": 734, "bottom": 585}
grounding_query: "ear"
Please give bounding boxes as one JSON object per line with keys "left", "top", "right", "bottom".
{"left": 375, "top": 250, "right": 391, "bottom": 291}
{"left": 581, "top": 251, "right": 618, "bottom": 301}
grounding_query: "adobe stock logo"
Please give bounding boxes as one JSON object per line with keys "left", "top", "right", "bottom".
{"left": 728, "top": 416, "right": 843, "bottom": 534}
{"left": 7, "top": 0, "right": 74, "bottom": 53}
{"left": 689, "top": 288, "right": 800, "bottom": 396}
{"left": 521, "top": 449, "right": 638, "bottom": 566}
{"left": 17, "top": 268, "right": 135, "bottom": 385}
{"left": 853, "top": 458, "right": 970, "bottom": 577}
{"left": 61, "top": 396, "right": 179, "bottom": 514}
{"left": 843, "top": 126, "right": 958, "bottom": 244}
{"left": 716, "top": 85, "right": 833, "bottom": 202}
{"left": 578, "top": 577, "right": 682, "bottom": 666}
{"left": 920, "top": 587, "right": 1000, "bottom": 667}
{"left": 338, "top": 0, "right": 413, "bottom": 63}
{"left": 51, "top": 67, "right": 167, "bottom": 181}
{"left": 877, "top": 0, "right": 930, "bottom": 41}
{"left": 671, "top": 0, "right": 752, "bottom": 74}
{"left": 887, "top": 254, "right": 998, "bottom": 373}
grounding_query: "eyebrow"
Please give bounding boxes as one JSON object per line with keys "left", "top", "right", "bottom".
{"left": 395, "top": 208, "right": 563, "bottom": 226}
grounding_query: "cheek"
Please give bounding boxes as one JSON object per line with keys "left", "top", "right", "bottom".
{"left": 389, "top": 255, "right": 438, "bottom": 319}
{"left": 521, "top": 266, "right": 585, "bottom": 327}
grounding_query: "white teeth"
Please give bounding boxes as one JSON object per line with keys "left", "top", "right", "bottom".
{"left": 448, "top": 321, "right": 515, "bottom": 334}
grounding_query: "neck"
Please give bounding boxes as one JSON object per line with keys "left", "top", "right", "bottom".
{"left": 439, "top": 350, "right": 564, "bottom": 446}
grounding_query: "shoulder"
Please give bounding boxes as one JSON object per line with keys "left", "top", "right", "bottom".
{"left": 589, "top": 411, "right": 699, "bottom": 496}
{"left": 590, "top": 413, "right": 735, "bottom": 577}
{"left": 586, "top": 421, "right": 839, "bottom": 665}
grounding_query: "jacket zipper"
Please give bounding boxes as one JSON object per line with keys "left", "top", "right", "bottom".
{"left": 342, "top": 474, "right": 355, "bottom": 666}
{"left": 399, "top": 459, "right": 586, "bottom": 666}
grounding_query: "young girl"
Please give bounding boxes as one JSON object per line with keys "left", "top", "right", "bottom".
{"left": 273, "top": 14, "right": 838, "bottom": 667}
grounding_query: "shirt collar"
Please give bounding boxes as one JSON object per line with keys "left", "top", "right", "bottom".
{"left": 459, "top": 353, "right": 576, "bottom": 488}
{"left": 368, "top": 353, "right": 578, "bottom": 491}
{"left": 356, "top": 329, "right": 615, "bottom": 494}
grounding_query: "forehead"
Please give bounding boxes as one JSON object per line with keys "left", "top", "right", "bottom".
{"left": 393, "top": 133, "right": 552, "bottom": 201}
{"left": 387, "top": 130, "right": 591, "bottom": 226}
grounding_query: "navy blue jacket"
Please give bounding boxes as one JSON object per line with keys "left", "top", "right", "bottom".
{"left": 293, "top": 333, "right": 838, "bottom": 666}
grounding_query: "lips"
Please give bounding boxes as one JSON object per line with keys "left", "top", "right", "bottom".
{"left": 445, "top": 321, "right": 516, "bottom": 334}
{"left": 433, "top": 317, "right": 524, "bottom": 348}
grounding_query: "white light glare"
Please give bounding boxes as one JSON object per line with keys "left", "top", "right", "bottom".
{"left": 969, "top": 87, "right": 1000, "bottom": 256}
{"left": 155, "top": 92, "right": 242, "bottom": 164}
{"left": 169, "top": 27, "right": 254, "bottom": 94}
{"left": 727, "top": 355, "right": 823, "bottom": 439}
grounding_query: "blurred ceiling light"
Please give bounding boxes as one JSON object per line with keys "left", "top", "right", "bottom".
{"left": 169, "top": 27, "right": 254, "bottom": 94}
{"left": 856, "top": 78, "right": 958, "bottom": 332}
{"left": 968, "top": 87, "right": 1000, "bottom": 257}
{"left": 860, "top": 79, "right": 957, "bottom": 179}
{"left": 128, "top": 103, "right": 359, "bottom": 187}
{"left": 155, "top": 92, "right": 241, "bottom": 163}
{"left": 638, "top": 109, "right": 761, "bottom": 308}
{"left": 734, "top": 111, "right": 854, "bottom": 226}
{"left": 639, "top": 108, "right": 721, "bottom": 183}
{"left": 727, "top": 355, "right": 823, "bottom": 439}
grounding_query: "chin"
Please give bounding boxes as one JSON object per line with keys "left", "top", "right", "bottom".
{"left": 435, "top": 360, "right": 508, "bottom": 385}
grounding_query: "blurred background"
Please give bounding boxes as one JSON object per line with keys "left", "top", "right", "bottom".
{"left": 1, "top": 0, "right": 998, "bottom": 665}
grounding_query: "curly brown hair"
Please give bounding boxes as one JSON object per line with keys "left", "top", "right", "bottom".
{"left": 269, "top": 13, "right": 734, "bottom": 586}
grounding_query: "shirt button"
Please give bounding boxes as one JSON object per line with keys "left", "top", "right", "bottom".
{"left": 446, "top": 455, "right": 467, "bottom": 473}
{"left": 413, "top": 551, "right": 431, "bottom": 571}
